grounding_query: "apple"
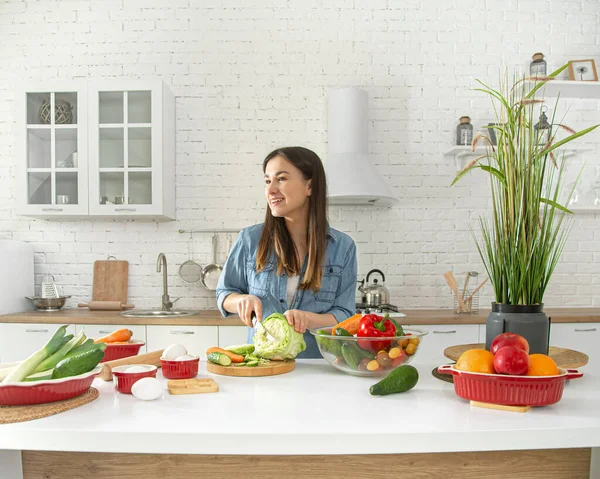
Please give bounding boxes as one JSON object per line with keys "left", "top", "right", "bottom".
{"left": 490, "top": 332, "right": 530, "bottom": 355}
{"left": 493, "top": 346, "right": 530, "bottom": 375}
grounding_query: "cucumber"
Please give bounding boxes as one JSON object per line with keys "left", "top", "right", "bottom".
{"left": 341, "top": 342, "right": 360, "bottom": 370}
{"left": 369, "top": 365, "right": 419, "bottom": 396}
{"left": 51, "top": 348, "right": 105, "bottom": 379}
{"left": 335, "top": 328, "right": 352, "bottom": 337}
{"left": 65, "top": 338, "right": 97, "bottom": 358}
{"left": 207, "top": 352, "right": 232, "bottom": 367}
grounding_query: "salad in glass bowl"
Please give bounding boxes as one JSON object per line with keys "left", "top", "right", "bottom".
{"left": 310, "top": 313, "right": 427, "bottom": 377}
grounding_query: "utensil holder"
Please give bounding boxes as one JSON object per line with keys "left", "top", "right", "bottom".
{"left": 454, "top": 271, "right": 480, "bottom": 314}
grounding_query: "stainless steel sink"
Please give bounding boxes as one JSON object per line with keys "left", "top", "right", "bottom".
{"left": 120, "top": 310, "right": 197, "bottom": 318}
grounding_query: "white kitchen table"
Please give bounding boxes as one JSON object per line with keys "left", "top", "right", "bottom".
{"left": 1, "top": 359, "right": 599, "bottom": 478}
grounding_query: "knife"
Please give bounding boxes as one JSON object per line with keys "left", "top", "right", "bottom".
{"left": 251, "top": 312, "right": 279, "bottom": 342}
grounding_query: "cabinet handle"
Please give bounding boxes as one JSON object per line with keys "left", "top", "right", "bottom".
{"left": 170, "top": 330, "right": 195, "bottom": 335}
{"left": 25, "top": 329, "right": 49, "bottom": 333}
{"left": 42, "top": 208, "right": 63, "bottom": 212}
{"left": 115, "top": 208, "right": 137, "bottom": 212}
{"left": 432, "top": 330, "right": 457, "bottom": 334}
{"left": 574, "top": 328, "right": 597, "bottom": 332}
{"left": 99, "top": 330, "right": 113, "bottom": 334}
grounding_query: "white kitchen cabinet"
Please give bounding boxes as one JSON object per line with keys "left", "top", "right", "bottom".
{"left": 218, "top": 325, "right": 249, "bottom": 348}
{"left": 75, "top": 324, "right": 147, "bottom": 354}
{"left": 88, "top": 79, "right": 175, "bottom": 220}
{"left": 16, "top": 79, "right": 175, "bottom": 221}
{"left": 405, "top": 324, "right": 480, "bottom": 365}
{"left": 0, "top": 323, "right": 75, "bottom": 363}
{"left": 550, "top": 323, "right": 599, "bottom": 366}
{"left": 17, "top": 83, "right": 89, "bottom": 217}
{"left": 146, "top": 325, "right": 218, "bottom": 359}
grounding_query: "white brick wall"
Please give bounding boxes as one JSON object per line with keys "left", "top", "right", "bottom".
{"left": 1, "top": 0, "right": 599, "bottom": 311}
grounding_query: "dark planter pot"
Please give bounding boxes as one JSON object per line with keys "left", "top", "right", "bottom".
{"left": 485, "top": 303, "right": 551, "bottom": 355}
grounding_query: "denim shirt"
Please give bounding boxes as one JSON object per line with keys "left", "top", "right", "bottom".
{"left": 216, "top": 223, "right": 357, "bottom": 358}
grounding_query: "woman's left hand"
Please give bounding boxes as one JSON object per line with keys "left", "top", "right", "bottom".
{"left": 284, "top": 309, "right": 311, "bottom": 333}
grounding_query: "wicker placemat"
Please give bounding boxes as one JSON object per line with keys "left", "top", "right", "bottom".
{"left": 432, "top": 365, "right": 454, "bottom": 384}
{"left": 0, "top": 387, "right": 98, "bottom": 424}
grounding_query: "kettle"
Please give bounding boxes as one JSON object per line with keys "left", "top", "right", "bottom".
{"left": 358, "top": 269, "right": 389, "bottom": 307}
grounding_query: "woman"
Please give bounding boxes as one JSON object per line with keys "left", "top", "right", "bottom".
{"left": 216, "top": 146, "right": 357, "bottom": 358}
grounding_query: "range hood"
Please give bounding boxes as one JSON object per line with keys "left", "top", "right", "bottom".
{"left": 326, "top": 87, "right": 397, "bottom": 207}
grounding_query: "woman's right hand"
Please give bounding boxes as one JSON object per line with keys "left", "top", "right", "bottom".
{"left": 236, "top": 294, "right": 263, "bottom": 327}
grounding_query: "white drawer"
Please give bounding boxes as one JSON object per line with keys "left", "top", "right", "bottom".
{"left": 404, "top": 324, "right": 480, "bottom": 365}
{"left": 146, "top": 325, "right": 218, "bottom": 359}
{"left": 0, "top": 323, "right": 76, "bottom": 363}
{"left": 550, "top": 323, "right": 599, "bottom": 367}
{"left": 75, "top": 324, "right": 147, "bottom": 354}
{"left": 218, "top": 326, "right": 249, "bottom": 348}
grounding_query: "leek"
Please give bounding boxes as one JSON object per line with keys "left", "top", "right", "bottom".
{"left": 34, "top": 329, "right": 86, "bottom": 373}
{"left": 2, "top": 325, "right": 67, "bottom": 383}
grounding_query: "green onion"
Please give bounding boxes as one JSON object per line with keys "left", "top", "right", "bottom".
{"left": 2, "top": 325, "right": 67, "bottom": 383}
{"left": 34, "top": 329, "right": 86, "bottom": 373}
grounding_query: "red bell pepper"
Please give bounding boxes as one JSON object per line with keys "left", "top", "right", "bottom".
{"left": 357, "top": 314, "right": 397, "bottom": 352}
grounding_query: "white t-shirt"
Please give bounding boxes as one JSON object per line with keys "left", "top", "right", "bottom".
{"left": 286, "top": 275, "right": 300, "bottom": 306}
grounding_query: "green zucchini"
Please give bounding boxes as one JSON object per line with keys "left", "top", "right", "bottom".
{"left": 51, "top": 347, "right": 105, "bottom": 379}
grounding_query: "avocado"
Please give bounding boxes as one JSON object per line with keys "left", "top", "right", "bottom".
{"left": 369, "top": 365, "right": 419, "bottom": 396}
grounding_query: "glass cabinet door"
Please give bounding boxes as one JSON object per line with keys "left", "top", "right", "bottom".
{"left": 96, "top": 90, "right": 153, "bottom": 208}
{"left": 25, "top": 91, "right": 81, "bottom": 208}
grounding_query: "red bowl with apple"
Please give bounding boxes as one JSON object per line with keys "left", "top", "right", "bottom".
{"left": 437, "top": 364, "right": 583, "bottom": 406}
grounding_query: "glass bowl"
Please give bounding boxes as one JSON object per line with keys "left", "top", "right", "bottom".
{"left": 310, "top": 327, "right": 428, "bottom": 377}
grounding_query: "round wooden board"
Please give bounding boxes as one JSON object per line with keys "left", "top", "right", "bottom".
{"left": 206, "top": 360, "right": 295, "bottom": 377}
{"left": 444, "top": 343, "right": 589, "bottom": 369}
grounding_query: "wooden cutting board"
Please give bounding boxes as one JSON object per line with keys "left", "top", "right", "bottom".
{"left": 206, "top": 360, "right": 295, "bottom": 377}
{"left": 444, "top": 343, "right": 589, "bottom": 369}
{"left": 92, "top": 258, "right": 129, "bottom": 303}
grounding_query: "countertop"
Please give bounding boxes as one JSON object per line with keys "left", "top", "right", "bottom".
{"left": 1, "top": 359, "right": 599, "bottom": 455}
{"left": 1, "top": 308, "right": 600, "bottom": 326}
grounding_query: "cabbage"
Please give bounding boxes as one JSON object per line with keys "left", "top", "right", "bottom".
{"left": 253, "top": 313, "right": 306, "bottom": 360}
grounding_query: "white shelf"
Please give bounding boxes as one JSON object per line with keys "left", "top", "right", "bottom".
{"left": 444, "top": 145, "right": 593, "bottom": 160}
{"left": 525, "top": 80, "right": 600, "bottom": 99}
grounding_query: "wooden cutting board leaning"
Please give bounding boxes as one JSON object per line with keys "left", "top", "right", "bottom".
{"left": 78, "top": 256, "right": 131, "bottom": 310}
{"left": 92, "top": 257, "right": 129, "bottom": 303}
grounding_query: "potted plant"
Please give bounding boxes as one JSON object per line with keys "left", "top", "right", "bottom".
{"left": 452, "top": 64, "right": 599, "bottom": 354}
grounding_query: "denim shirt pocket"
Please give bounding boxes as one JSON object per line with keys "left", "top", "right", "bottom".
{"left": 246, "top": 260, "right": 275, "bottom": 299}
{"left": 314, "top": 264, "right": 343, "bottom": 304}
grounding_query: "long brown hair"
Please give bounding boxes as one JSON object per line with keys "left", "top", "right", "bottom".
{"left": 257, "top": 147, "right": 328, "bottom": 291}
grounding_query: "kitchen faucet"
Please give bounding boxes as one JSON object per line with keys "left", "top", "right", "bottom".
{"left": 156, "top": 253, "right": 176, "bottom": 311}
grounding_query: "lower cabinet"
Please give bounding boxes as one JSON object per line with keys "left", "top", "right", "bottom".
{"left": 146, "top": 325, "right": 218, "bottom": 359}
{"left": 404, "top": 324, "right": 480, "bottom": 365}
{"left": 0, "top": 323, "right": 76, "bottom": 363}
{"left": 550, "top": 323, "right": 599, "bottom": 366}
{"left": 218, "top": 325, "right": 249, "bottom": 348}
{"left": 75, "top": 324, "right": 147, "bottom": 354}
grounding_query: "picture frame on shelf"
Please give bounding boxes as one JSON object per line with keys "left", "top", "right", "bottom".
{"left": 568, "top": 59, "right": 598, "bottom": 82}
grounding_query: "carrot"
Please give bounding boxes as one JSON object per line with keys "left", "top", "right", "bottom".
{"left": 331, "top": 314, "right": 362, "bottom": 336}
{"left": 206, "top": 347, "right": 245, "bottom": 363}
{"left": 94, "top": 328, "right": 133, "bottom": 344}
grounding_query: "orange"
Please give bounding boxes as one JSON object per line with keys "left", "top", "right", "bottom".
{"left": 455, "top": 349, "right": 496, "bottom": 374}
{"left": 526, "top": 354, "right": 559, "bottom": 376}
